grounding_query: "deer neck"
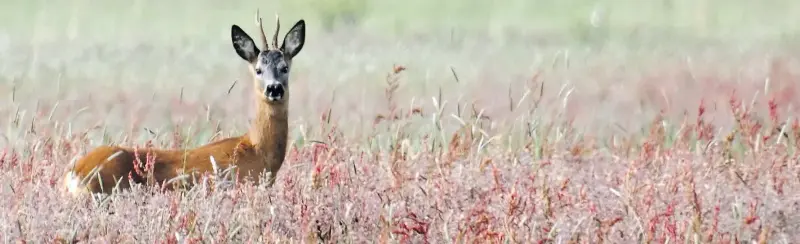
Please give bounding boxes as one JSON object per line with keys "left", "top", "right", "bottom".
{"left": 248, "top": 96, "right": 289, "bottom": 157}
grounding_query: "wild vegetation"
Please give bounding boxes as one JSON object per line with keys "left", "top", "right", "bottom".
{"left": 1, "top": 0, "right": 800, "bottom": 243}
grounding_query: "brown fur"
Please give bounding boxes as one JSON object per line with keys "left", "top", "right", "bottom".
{"left": 67, "top": 98, "right": 288, "bottom": 195}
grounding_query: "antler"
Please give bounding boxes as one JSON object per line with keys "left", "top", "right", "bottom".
{"left": 272, "top": 14, "right": 281, "bottom": 49}
{"left": 255, "top": 9, "right": 269, "bottom": 49}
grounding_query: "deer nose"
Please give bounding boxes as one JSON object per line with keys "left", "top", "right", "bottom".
{"left": 264, "top": 82, "right": 285, "bottom": 101}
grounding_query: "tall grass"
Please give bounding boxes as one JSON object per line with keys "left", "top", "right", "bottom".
{"left": 2, "top": 0, "right": 800, "bottom": 243}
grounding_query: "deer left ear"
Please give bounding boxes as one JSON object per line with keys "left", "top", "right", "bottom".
{"left": 281, "top": 20, "right": 305, "bottom": 58}
{"left": 231, "top": 25, "right": 260, "bottom": 63}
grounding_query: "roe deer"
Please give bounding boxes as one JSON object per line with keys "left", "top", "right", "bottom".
{"left": 63, "top": 12, "right": 306, "bottom": 196}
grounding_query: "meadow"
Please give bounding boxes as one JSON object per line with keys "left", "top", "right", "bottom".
{"left": 2, "top": 0, "right": 800, "bottom": 242}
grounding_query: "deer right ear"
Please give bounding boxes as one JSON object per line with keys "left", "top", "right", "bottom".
{"left": 231, "top": 25, "right": 260, "bottom": 63}
{"left": 281, "top": 20, "right": 306, "bottom": 58}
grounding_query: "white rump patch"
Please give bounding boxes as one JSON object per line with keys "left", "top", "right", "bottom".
{"left": 64, "top": 171, "right": 86, "bottom": 197}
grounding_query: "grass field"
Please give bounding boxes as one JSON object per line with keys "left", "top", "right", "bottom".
{"left": 2, "top": 0, "right": 800, "bottom": 243}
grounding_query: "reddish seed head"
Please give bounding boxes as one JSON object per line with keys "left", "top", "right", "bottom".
{"left": 768, "top": 97, "right": 779, "bottom": 124}
{"left": 393, "top": 65, "right": 406, "bottom": 74}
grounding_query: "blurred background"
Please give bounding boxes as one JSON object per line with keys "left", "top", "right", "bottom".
{"left": 2, "top": 0, "right": 800, "bottom": 144}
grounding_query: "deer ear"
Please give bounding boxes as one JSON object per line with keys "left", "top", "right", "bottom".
{"left": 231, "top": 25, "right": 260, "bottom": 62}
{"left": 281, "top": 20, "right": 305, "bottom": 58}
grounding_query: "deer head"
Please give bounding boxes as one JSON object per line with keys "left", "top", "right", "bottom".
{"left": 231, "top": 11, "right": 306, "bottom": 104}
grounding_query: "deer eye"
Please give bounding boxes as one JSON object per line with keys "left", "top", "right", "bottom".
{"left": 279, "top": 66, "right": 289, "bottom": 74}
{"left": 255, "top": 68, "right": 263, "bottom": 75}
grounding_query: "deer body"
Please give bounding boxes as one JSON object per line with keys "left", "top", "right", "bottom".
{"left": 64, "top": 13, "right": 305, "bottom": 196}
